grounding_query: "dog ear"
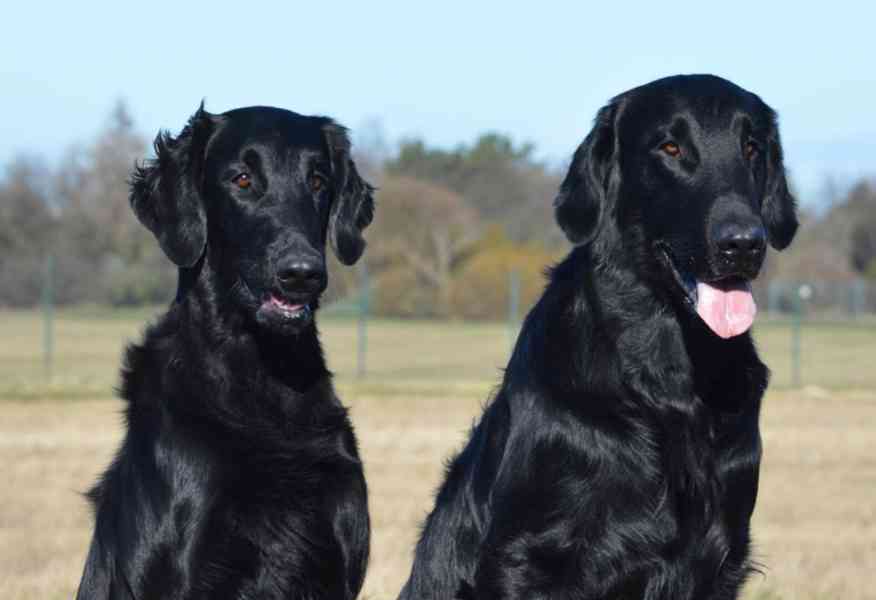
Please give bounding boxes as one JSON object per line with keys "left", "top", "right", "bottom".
{"left": 760, "top": 107, "right": 798, "bottom": 251}
{"left": 130, "top": 104, "right": 215, "bottom": 267}
{"left": 323, "top": 122, "right": 375, "bottom": 265}
{"left": 554, "top": 102, "right": 619, "bottom": 245}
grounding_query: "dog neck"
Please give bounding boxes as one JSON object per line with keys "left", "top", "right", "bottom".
{"left": 171, "top": 260, "right": 330, "bottom": 393}
{"left": 515, "top": 244, "right": 762, "bottom": 417}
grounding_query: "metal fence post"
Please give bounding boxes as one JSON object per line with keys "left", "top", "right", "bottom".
{"left": 508, "top": 269, "right": 520, "bottom": 350}
{"left": 357, "top": 263, "right": 369, "bottom": 379}
{"left": 850, "top": 278, "right": 866, "bottom": 318}
{"left": 791, "top": 284, "right": 812, "bottom": 388}
{"left": 791, "top": 297, "right": 801, "bottom": 388}
{"left": 42, "top": 254, "right": 55, "bottom": 381}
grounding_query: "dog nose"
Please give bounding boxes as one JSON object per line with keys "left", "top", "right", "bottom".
{"left": 276, "top": 257, "right": 326, "bottom": 293}
{"left": 715, "top": 223, "right": 766, "bottom": 259}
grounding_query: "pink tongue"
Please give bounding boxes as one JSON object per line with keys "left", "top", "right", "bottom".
{"left": 269, "top": 296, "right": 303, "bottom": 311}
{"left": 695, "top": 281, "right": 756, "bottom": 338}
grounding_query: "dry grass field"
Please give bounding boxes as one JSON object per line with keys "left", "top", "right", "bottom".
{"left": 1, "top": 309, "right": 875, "bottom": 598}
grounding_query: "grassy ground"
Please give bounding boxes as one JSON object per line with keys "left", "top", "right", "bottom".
{"left": 1, "top": 309, "right": 875, "bottom": 598}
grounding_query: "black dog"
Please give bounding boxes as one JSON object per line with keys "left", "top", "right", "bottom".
{"left": 76, "top": 105, "right": 374, "bottom": 599}
{"left": 398, "top": 75, "right": 797, "bottom": 599}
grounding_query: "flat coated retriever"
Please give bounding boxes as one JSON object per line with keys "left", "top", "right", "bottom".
{"left": 398, "top": 75, "right": 798, "bottom": 600}
{"left": 76, "top": 105, "right": 374, "bottom": 600}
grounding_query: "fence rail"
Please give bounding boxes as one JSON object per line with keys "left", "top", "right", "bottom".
{"left": 2, "top": 307, "right": 874, "bottom": 402}
{"left": 1, "top": 258, "right": 873, "bottom": 396}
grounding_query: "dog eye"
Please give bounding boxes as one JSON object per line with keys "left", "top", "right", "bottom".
{"left": 659, "top": 142, "right": 681, "bottom": 157}
{"left": 232, "top": 173, "right": 252, "bottom": 190}
{"left": 744, "top": 141, "right": 759, "bottom": 159}
{"left": 310, "top": 174, "right": 326, "bottom": 192}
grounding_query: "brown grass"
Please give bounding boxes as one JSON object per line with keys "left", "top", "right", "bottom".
{"left": 1, "top": 388, "right": 874, "bottom": 599}
{"left": 1, "top": 310, "right": 874, "bottom": 597}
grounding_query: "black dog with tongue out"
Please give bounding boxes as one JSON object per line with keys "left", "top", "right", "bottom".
{"left": 399, "top": 75, "right": 797, "bottom": 600}
{"left": 77, "top": 105, "right": 374, "bottom": 600}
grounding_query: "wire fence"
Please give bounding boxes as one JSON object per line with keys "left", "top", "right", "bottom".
{"left": 3, "top": 310, "right": 875, "bottom": 403}
{"left": 765, "top": 279, "right": 875, "bottom": 316}
{"left": 2, "top": 256, "right": 875, "bottom": 400}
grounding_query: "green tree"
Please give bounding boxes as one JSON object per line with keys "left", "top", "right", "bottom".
{"left": 0, "top": 158, "right": 56, "bottom": 306}
{"left": 387, "top": 133, "right": 562, "bottom": 245}
{"left": 369, "top": 175, "right": 481, "bottom": 317}
{"left": 847, "top": 182, "right": 876, "bottom": 278}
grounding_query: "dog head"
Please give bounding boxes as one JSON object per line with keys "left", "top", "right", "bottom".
{"left": 130, "top": 104, "right": 374, "bottom": 335}
{"left": 555, "top": 74, "right": 798, "bottom": 338}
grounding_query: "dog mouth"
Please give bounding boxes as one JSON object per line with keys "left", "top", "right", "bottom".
{"left": 260, "top": 292, "right": 314, "bottom": 322}
{"left": 656, "top": 246, "right": 757, "bottom": 339}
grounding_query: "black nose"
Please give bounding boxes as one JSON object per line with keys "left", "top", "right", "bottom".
{"left": 276, "top": 257, "right": 326, "bottom": 294}
{"left": 715, "top": 223, "right": 767, "bottom": 261}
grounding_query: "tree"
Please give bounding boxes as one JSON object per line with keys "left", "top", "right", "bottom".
{"left": 450, "top": 226, "right": 559, "bottom": 320}
{"left": 351, "top": 116, "right": 390, "bottom": 182}
{"left": 0, "top": 99, "right": 179, "bottom": 307}
{"left": 50, "top": 100, "right": 175, "bottom": 305}
{"left": 369, "top": 175, "right": 481, "bottom": 317}
{"left": 386, "top": 133, "right": 563, "bottom": 245}
{"left": 851, "top": 225, "right": 876, "bottom": 277}
{"left": 0, "top": 158, "right": 54, "bottom": 255}
{"left": 0, "top": 158, "right": 55, "bottom": 306}
{"left": 766, "top": 178, "right": 876, "bottom": 313}
{"left": 57, "top": 99, "right": 148, "bottom": 258}
{"left": 848, "top": 183, "right": 876, "bottom": 277}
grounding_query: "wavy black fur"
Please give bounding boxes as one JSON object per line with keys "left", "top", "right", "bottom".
{"left": 77, "top": 105, "right": 373, "bottom": 600}
{"left": 398, "top": 75, "right": 797, "bottom": 600}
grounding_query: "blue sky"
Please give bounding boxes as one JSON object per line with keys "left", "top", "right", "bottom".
{"left": 2, "top": 1, "right": 874, "bottom": 207}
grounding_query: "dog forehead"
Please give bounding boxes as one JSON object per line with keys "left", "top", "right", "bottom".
{"left": 208, "top": 107, "right": 328, "bottom": 158}
{"left": 619, "top": 75, "right": 762, "bottom": 137}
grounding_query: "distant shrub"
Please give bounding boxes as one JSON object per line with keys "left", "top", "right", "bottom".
{"left": 373, "top": 265, "right": 442, "bottom": 318}
{"left": 101, "top": 255, "right": 176, "bottom": 307}
{"left": 449, "top": 227, "right": 559, "bottom": 320}
{"left": 0, "top": 256, "right": 44, "bottom": 307}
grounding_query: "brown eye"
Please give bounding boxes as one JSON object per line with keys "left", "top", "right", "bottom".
{"left": 744, "top": 141, "right": 758, "bottom": 159}
{"left": 660, "top": 141, "right": 681, "bottom": 157}
{"left": 310, "top": 174, "right": 325, "bottom": 192}
{"left": 232, "top": 173, "right": 251, "bottom": 189}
